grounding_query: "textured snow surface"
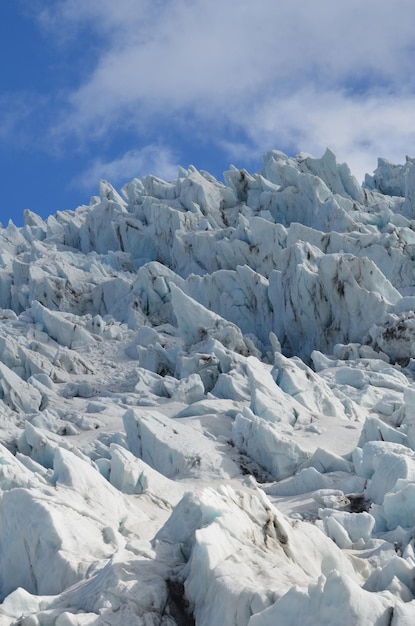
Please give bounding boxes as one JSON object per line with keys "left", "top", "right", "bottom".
{"left": 1, "top": 149, "right": 415, "bottom": 624}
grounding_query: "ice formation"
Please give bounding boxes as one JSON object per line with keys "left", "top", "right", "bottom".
{"left": 1, "top": 149, "right": 415, "bottom": 624}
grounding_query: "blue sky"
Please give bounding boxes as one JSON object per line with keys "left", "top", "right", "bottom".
{"left": 2, "top": 0, "right": 415, "bottom": 226}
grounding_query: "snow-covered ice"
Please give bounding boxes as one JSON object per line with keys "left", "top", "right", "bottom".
{"left": 1, "top": 148, "right": 415, "bottom": 623}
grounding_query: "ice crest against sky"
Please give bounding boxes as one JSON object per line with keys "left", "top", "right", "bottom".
{"left": 1, "top": 0, "right": 415, "bottom": 224}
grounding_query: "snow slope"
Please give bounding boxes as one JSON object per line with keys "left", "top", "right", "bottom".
{"left": 1, "top": 149, "right": 415, "bottom": 624}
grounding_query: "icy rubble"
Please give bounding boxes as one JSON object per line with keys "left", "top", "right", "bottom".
{"left": 1, "top": 149, "right": 415, "bottom": 624}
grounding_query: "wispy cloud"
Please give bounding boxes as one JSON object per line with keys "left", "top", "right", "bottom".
{"left": 24, "top": 0, "right": 415, "bottom": 179}
{"left": 73, "top": 145, "right": 179, "bottom": 192}
{"left": 231, "top": 89, "right": 415, "bottom": 181}
{"left": 0, "top": 92, "right": 44, "bottom": 143}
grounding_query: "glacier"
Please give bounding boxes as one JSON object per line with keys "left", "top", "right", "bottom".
{"left": 1, "top": 148, "right": 415, "bottom": 624}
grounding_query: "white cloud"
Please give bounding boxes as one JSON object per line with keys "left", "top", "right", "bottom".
{"left": 237, "top": 89, "right": 415, "bottom": 181}
{"left": 34, "top": 1, "right": 415, "bottom": 176}
{"left": 73, "top": 145, "right": 179, "bottom": 191}
{"left": 0, "top": 93, "right": 43, "bottom": 142}
{"left": 36, "top": 0, "right": 153, "bottom": 41}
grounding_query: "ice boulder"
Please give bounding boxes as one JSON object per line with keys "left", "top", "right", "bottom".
{"left": 0, "top": 485, "right": 121, "bottom": 600}
{"left": 31, "top": 301, "right": 96, "bottom": 350}
{"left": 79, "top": 186, "right": 128, "bottom": 254}
{"left": 261, "top": 150, "right": 359, "bottom": 232}
{"left": 354, "top": 441, "right": 415, "bottom": 505}
{"left": 270, "top": 243, "right": 400, "bottom": 360}
{"left": 123, "top": 408, "right": 239, "bottom": 479}
{"left": 178, "top": 167, "right": 237, "bottom": 222}
{"left": 246, "top": 355, "right": 313, "bottom": 426}
{"left": 232, "top": 410, "right": 311, "bottom": 480}
{"left": 378, "top": 481, "right": 415, "bottom": 531}
{"left": 272, "top": 352, "right": 349, "bottom": 418}
{"left": 0, "top": 362, "right": 42, "bottom": 413}
{"left": 367, "top": 311, "right": 415, "bottom": 363}
{"left": 155, "top": 485, "right": 363, "bottom": 626}
{"left": 250, "top": 569, "right": 392, "bottom": 626}
{"left": 170, "top": 282, "right": 250, "bottom": 354}
{"left": 109, "top": 443, "right": 185, "bottom": 506}
{"left": 318, "top": 509, "right": 375, "bottom": 548}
